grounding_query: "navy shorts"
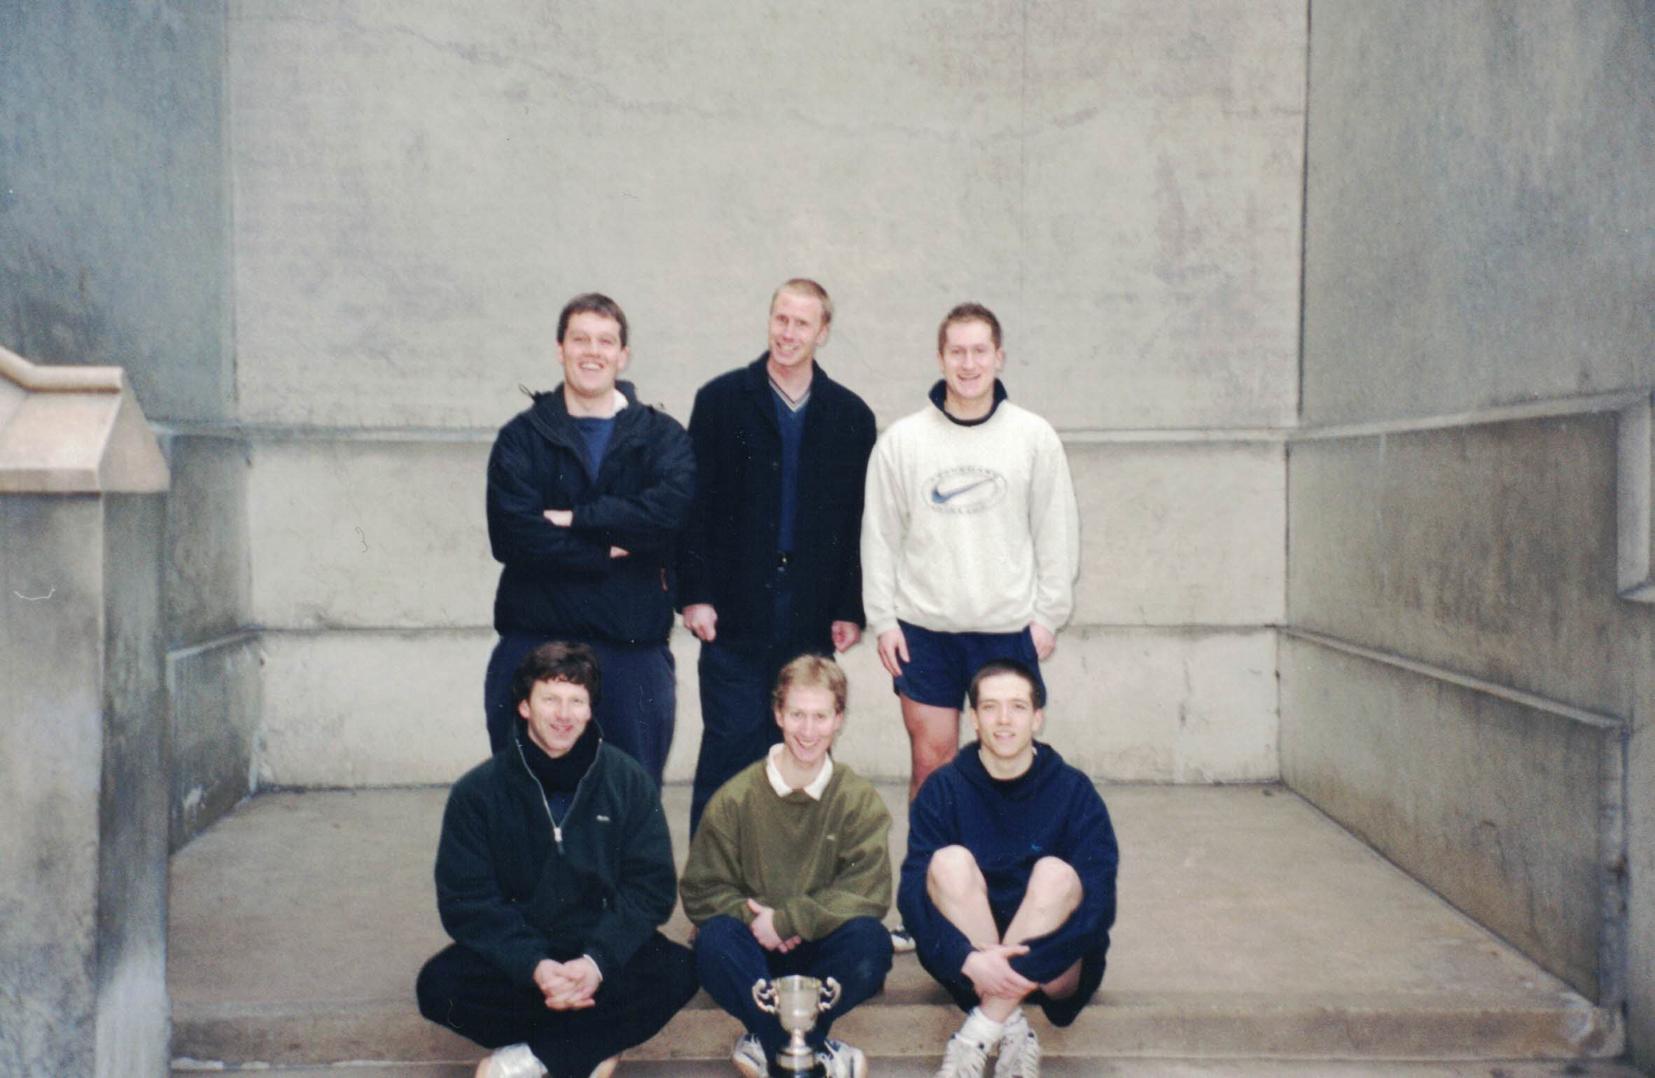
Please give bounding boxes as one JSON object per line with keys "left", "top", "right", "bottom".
{"left": 892, "top": 620, "right": 1045, "bottom": 710}
{"left": 917, "top": 895, "right": 1107, "bottom": 1027}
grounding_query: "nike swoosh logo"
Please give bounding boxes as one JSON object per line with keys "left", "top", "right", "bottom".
{"left": 931, "top": 478, "right": 995, "bottom": 504}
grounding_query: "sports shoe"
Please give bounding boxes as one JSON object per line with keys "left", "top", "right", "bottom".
{"left": 993, "top": 1011, "right": 1041, "bottom": 1078}
{"left": 934, "top": 1031, "right": 991, "bottom": 1078}
{"left": 817, "top": 1037, "right": 868, "bottom": 1078}
{"left": 890, "top": 924, "right": 917, "bottom": 953}
{"left": 475, "top": 1043, "right": 547, "bottom": 1078}
{"left": 730, "top": 1032, "right": 767, "bottom": 1078}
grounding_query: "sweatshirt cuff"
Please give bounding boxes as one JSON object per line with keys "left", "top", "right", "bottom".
{"left": 867, "top": 618, "right": 899, "bottom": 639}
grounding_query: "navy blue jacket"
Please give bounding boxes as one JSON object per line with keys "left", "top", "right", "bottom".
{"left": 434, "top": 738, "right": 678, "bottom": 988}
{"left": 487, "top": 382, "right": 694, "bottom": 644}
{"left": 677, "top": 356, "right": 876, "bottom": 655}
{"left": 898, "top": 742, "right": 1118, "bottom": 985}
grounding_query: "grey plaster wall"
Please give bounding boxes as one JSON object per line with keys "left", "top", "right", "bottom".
{"left": 1280, "top": 636, "right": 1616, "bottom": 1000}
{"left": 228, "top": 0, "right": 1304, "bottom": 430}
{"left": 0, "top": 495, "right": 170, "bottom": 1074}
{"left": 161, "top": 434, "right": 260, "bottom": 846}
{"left": 0, "top": 0, "right": 233, "bottom": 422}
{"left": 1632, "top": 615, "right": 1655, "bottom": 1068}
{"left": 0, "top": 496, "right": 104, "bottom": 1075}
{"left": 95, "top": 495, "right": 169, "bottom": 1075}
{"left": 1301, "top": 0, "right": 1655, "bottom": 425}
{"left": 168, "top": 635, "right": 261, "bottom": 850}
{"left": 1288, "top": 416, "right": 1635, "bottom": 716}
{"left": 163, "top": 436, "right": 252, "bottom": 647}
{"left": 1293, "top": 0, "right": 1655, "bottom": 1055}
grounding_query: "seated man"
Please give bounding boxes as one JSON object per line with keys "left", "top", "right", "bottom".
{"left": 681, "top": 655, "right": 894, "bottom": 1078}
{"left": 417, "top": 643, "right": 698, "bottom": 1078}
{"left": 898, "top": 659, "right": 1118, "bottom": 1078}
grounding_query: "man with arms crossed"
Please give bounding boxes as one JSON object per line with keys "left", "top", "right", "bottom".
{"left": 860, "top": 301, "right": 1080, "bottom": 805}
{"left": 899, "top": 659, "right": 1118, "bottom": 1078}
{"left": 417, "top": 643, "right": 698, "bottom": 1078}
{"left": 679, "top": 278, "right": 877, "bottom": 835}
{"left": 681, "top": 655, "right": 894, "bottom": 1078}
{"left": 483, "top": 293, "right": 695, "bottom": 785}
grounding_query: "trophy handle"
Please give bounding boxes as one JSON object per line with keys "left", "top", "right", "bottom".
{"left": 818, "top": 976, "right": 842, "bottom": 1012}
{"left": 752, "top": 979, "right": 778, "bottom": 1014}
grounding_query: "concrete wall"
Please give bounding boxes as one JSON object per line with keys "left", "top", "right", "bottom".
{"left": 1301, "top": 0, "right": 1654, "bottom": 426}
{"left": 0, "top": 0, "right": 256, "bottom": 848}
{"left": 1292, "top": 0, "right": 1654, "bottom": 1052}
{"left": 0, "top": 495, "right": 170, "bottom": 1075}
{"left": 161, "top": 434, "right": 260, "bottom": 847}
{"left": 0, "top": 0, "right": 233, "bottom": 423}
{"left": 227, "top": 0, "right": 1306, "bottom": 787}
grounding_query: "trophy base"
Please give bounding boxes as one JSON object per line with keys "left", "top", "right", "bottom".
{"left": 768, "top": 1060, "right": 825, "bottom": 1078}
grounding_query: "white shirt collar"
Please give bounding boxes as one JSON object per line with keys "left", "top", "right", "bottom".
{"left": 765, "top": 743, "right": 834, "bottom": 800}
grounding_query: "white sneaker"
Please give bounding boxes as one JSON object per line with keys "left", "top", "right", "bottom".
{"left": 934, "top": 1031, "right": 991, "bottom": 1078}
{"left": 890, "top": 924, "right": 917, "bottom": 954}
{"left": 993, "top": 1012, "right": 1041, "bottom": 1078}
{"left": 731, "top": 1032, "right": 767, "bottom": 1078}
{"left": 817, "top": 1037, "right": 868, "bottom": 1078}
{"left": 476, "top": 1043, "right": 547, "bottom": 1078}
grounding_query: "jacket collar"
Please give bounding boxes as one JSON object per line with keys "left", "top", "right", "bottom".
{"left": 525, "top": 380, "right": 642, "bottom": 445}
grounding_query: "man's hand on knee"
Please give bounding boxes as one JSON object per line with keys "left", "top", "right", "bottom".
{"left": 962, "top": 943, "right": 1035, "bottom": 1001}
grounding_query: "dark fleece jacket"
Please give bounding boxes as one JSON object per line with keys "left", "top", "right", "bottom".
{"left": 434, "top": 737, "right": 677, "bottom": 989}
{"left": 897, "top": 741, "right": 1118, "bottom": 985}
{"left": 487, "top": 380, "right": 694, "bottom": 644}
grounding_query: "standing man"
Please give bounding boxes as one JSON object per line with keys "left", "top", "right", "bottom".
{"left": 484, "top": 293, "right": 694, "bottom": 787}
{"left": 861, "top": 301, "right": 1080, "bottom": 804}
{"left": 678, "top": 278, "right": 877, "bottom": 834}
{"left": 681, "top": 655, "right": 894, "bottom": 1078}
{"left": 899, "top": 659, "right": 1118, "bottom": 1077}
{"left": 417, "top": 643, "right": 700, "bottom": 1078}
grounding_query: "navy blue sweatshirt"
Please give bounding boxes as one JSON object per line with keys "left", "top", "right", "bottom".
{"left": 898, "top": 741, "right": 1118, "bottom": 985}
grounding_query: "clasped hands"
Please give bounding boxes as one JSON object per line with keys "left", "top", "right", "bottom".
{"left": 532, "top": 955, "right": 601, "bottom": 1010}
{"left": 747, "top": 897, "right": 802, "bottom": 953}
{"left": 962, "top": 943, "right": 1036, "bottom": 1001}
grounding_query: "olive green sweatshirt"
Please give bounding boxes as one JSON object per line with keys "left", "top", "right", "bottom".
{"left": 680, "top": 757, "right": 893, "bottom": 942}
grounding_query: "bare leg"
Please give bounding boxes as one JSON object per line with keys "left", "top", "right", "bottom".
{"left": 1002, "top": 857, "right": 1085, "bottom": 1000}
{"left": 926, "top": 847, "right": 1027, "bottom": 1021}
{"left": 925, "top": 845, "right": 1000, "bottom": 947}
{"left": 902, "top": 696, "right": 960, "bottom": 802}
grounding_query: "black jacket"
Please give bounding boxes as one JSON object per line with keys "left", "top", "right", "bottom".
{"left": 487, "top": 381, "right": 694, "bottom": 643}
{"left": 677, "top": 356, "right": 877, "bottom": 655}
{"left": 434, "top": 738, "right": 678, "bottom": 988}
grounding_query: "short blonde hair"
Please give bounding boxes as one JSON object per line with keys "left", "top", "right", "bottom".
{"left": 771, "top": 654, "right": 848, "bottom": 715}
{"left": 771, "top": 278, "right": 834, "bottom": 326}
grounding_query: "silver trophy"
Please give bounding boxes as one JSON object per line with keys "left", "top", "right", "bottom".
{"left": 752, "top": 974, "right": 842, "bottom": 1075}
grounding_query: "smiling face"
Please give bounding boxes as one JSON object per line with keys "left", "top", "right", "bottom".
{"left": 970, "top": 671, "right": 1044, "bottom": 775}
{"left": 767, "top": 288, "right": 830, "bottom": 375}
{"left": 938, "top": 317, "right": 1004, "bottom": 416}
{"left": 518, "top": 677, "right": 593, "bottom": 758}
{"left": 775, "top": 684, "right": 844, "bottom": 776}
{"left": 557, "top": 311, "right": 629, "bottom": 406}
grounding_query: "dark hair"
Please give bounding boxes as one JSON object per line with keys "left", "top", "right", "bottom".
{"left": 967, "top": 657, "right": 1044, "bottom": 710}
{"left": 771, "top": 653, "right": 849, "bottom": 715}
{"left": 936, "top": 301, "right": 1002, "bottom": 353}
{"left": 771, "top": 278, "right": 834, "bottom": 326}
{"left": 512, "top": 641, "right": 602, "bottom": 707}
{"left": 556, "top": 292, "right": 629, "bottom": 347}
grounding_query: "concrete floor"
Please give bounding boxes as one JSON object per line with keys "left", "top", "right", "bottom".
{"left": 168, "top": 783, "right": 1628, "bottom": 1072}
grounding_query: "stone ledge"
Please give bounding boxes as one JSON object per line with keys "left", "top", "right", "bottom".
{"left": 0, "top": 344, "right": 168, "bottom": 493}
